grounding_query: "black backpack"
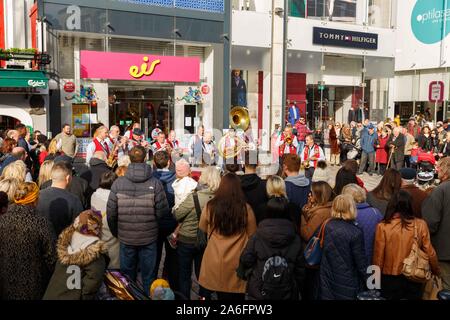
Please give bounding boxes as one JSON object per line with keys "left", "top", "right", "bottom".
{"left": 260, "top": 246, "right": 297, "bottom": 300}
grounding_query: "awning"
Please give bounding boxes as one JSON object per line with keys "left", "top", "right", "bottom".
{"left": 0, "top": 70, "right": 48, "bottom": 89}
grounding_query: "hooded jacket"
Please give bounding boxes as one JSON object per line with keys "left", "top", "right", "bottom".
{"left": 355, "top": 202, "right": 383, "bottom": 265}
{"left": 285, "top": 174, "right": 311, "bottom": 223}
{"left": 240, "top": 174, "right": 268, "bottom": 216}
{"left": 239, "top": 218, "right": 305, "bottom": 300}
{"left": 107, "top": 163, "right": 169, "bottom": 246}
{"left": 153, "top": 169, "right": 177, "bottom": 230}
{"left": 43, "top": 226, "right": 108, "bottom": 300}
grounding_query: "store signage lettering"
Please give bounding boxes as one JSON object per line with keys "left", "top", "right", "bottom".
{"left": 64, "top": 82, "right": 76, "bottom": 93}
{"left": 80, "top": 51, "right": 200, "bottom": 83}
{"left": 66, "top": 5, "right": 81, "bottom": 30}
{"left": 28, "top": 80, "right": 47, "bottom": 88}
{"left": 411, "top": 0, "right": 450, "bottom": 44}
{"left": 129, "top": 57, "right": 161, "bottom": 79}
{"left": 313, "top": 27, "right": 378, "bottom": 50}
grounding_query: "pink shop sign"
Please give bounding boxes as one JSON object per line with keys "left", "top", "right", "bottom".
{"left": 80, "top": 50, "right": 200, "bottom": 83}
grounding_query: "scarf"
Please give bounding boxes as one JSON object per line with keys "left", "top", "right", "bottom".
{"left": 14, "top": 182, "right": 39, "bottom": 206}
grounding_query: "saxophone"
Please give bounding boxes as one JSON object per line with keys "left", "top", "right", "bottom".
{"left": 106, "top": 139, "right": 120, "bottom": 168}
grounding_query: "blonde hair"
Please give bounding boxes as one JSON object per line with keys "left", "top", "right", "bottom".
{"left": 94, "top": 126, "right": 108, "bottom": 138}
{"left": 48, "top": 139, "right": 59, "bottom": 154}
{"left": 1, "top": 161, "right": 27, "bottom": 182}
{"left": 115, "top": 165, "right": 128, "bottom": 177}
{"left": 266, "top": 175, "right": 287, "bottom": 198}
{"left": 0, "top": 178, "right": 20, "bottom": 202}
{"left": 117, "top": 155, "right": 131, "bottom": 167}
{"left": 342, "top": 183, "right": 366, "bottom": 204}
{"left": 199, "top": 166, "right": 221, "bottom": 192}
{"left": 38, "top": 160, "right": 54, "bottom": 188}
{"left": 331, "top": 194, "right": 357, "bottom": 221}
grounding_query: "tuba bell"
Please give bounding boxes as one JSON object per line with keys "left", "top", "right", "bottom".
{"left": 217, "top": 106, "right": 251, "bottom": 159}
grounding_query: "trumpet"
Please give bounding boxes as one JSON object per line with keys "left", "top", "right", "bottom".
{"left": 303, "top": 160, "right": 311, "bottom": 170}
{"left": 285, "top": 136, "right": 293, "bottom": 145}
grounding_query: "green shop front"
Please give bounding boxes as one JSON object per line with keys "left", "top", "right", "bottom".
{"left": 0, "top": 69, "right": 50, "bottom": 133}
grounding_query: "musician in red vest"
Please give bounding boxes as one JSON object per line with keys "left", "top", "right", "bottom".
{"left": 275, "top": 125, "right": 298, "bottom": 166}
{"left": 124, "top": 122, "right": 144, "bottom": 141}
{"left": 166, "top": 130, "right": 180, "bottom": 150}
{"left": 152, "top": 132, "right": 169, "bottom": 153}
{"left": 86, "top": 126, "right": 110, "bottom": 165}
{"left": 301, "top": 134, "right": 326, "bottom": 180}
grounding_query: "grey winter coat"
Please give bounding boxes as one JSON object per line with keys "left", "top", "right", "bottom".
{"left": 107, "top": 163, "right": 169, "bottom": 246}
{"left": 422, "top": 180, "right": 450, "bottom": 261}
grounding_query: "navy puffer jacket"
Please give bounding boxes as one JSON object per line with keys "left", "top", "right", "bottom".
{"left": 319, "top": 219, "right": 368, "bottom": 300}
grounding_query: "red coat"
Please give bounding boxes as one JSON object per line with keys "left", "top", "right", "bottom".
{"left": 376, "top": 135, "right": 389, "bottom": 164}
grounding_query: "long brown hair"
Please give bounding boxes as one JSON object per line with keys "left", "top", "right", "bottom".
{"left": 207, "top": 173, "right": 248, "bottom": 236}
{"left": 1, "top": 138, "right": 17, "bottom": 154}
{"left": 372, "top": 169, "right": 402, "bottom": 201}
{"left": 311, "top": 181, "right": 333, "bottom": 206}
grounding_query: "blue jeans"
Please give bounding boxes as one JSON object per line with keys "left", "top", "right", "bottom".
{"left": 120, "top": 242, "right": 157, "bottom": 297}
{"left": 297, "top": 140, "right": 305, "bottom": 155}
{"left": 177, "top": 241, "right": 207, "bottom": 300}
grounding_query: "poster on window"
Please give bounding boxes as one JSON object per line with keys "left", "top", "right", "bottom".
{"left": 72, "top": 104, "right": 91, "bottom": 138}
{"left": 231, "top": 69, "right": 248, "bottom": 108}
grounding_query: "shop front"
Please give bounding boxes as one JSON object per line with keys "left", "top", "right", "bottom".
{"left": 60, "top": 49, "right": 213, "bottom": 152}
{"left": 0, "top": 69, "right": 49, "bottom": 133}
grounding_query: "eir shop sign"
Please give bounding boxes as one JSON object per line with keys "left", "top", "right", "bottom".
{"left": 429, "top": 81, "right": 444, "bottom": 102}
{"left": 80, "top": 51, "right": 200, "bottom": 83}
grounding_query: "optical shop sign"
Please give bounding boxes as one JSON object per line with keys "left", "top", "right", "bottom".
{"left": 80, "top": 51, "right": 200, "bottom": 82}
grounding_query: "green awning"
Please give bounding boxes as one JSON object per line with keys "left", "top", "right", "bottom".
{"left": 0, "top": 70, "right": 48, "bottom": 89}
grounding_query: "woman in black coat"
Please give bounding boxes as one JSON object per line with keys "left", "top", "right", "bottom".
{"left": 417, "top": 126, "right": 433, "bottom": 152}
{"left": 0, "top": 182, "right": 56, "bottom": 300}
{"left": 319, "top": 194, "right": 368, "bottom": 300}
{"left": 239, "top": 197, "right": 305, "bottom": 300}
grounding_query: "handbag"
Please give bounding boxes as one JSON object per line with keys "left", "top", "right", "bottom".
{"left": 402, "top": 221, "right": 432, "bottom": 283}
{"left": 303, "top": 218, "right": 331, "bottom": 268}
{"left": 423, "top": 276, "right": 443, "bottom": 300}
{"left": 193, "top": 191, "right": 207, "bottom": 249}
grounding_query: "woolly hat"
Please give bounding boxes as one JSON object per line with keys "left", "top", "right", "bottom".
{"left": 175, "top": 159, "right": 191, "bottom": 178}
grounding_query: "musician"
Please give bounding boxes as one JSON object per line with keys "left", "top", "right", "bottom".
{"left": 166, "top": 130, "right": 180, "bottom": 150}
{"left": 188, "top": 125, "right": 204, "bottom": 166}
{"left": 152, "top": 132, "right": 169, "bottom": 153}
{"left": 106, "top": 125, "right": 129, "bottom": 163}
{"left": 387, "top": 127, "right": 405, "bottom": 170}
{"left": 128, "top": 128, "right": 149, "bottom": 151}
{"left": 300, "top": 134, "right": 325, "bottom": 180}
{"left": 220, "top": 129, "right": 242, "bottom": 167}
{"left": 124, "top": 122, "right": 145, "bottom": 141}
{"left": 202, "top": 131, "right": 218, "bottom": 166}
{"left": 86, "top": 126, "right": 110, "bottom": 165}
{"left": 276, "top": 125, "right": 298, "bottom": 165}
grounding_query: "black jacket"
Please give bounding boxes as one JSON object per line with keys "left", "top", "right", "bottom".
{"left": 239, "top": 219, "right": 305, "bottom": 300}
{"left": 107, "top": 163, "right": 169, "bottom": 246}
{"left": 387, "top": 133, "right": 406, "bottom": 162}
{"left": 80, "top": 158, "right": 111, "bottom": 192}
{"left": 41, "top": 176, "right": 90, "bottom": 209}
{"left": 418, "top": 134, "right": 433, "bottom": 152}
{"left": 319, "top": 219, "right": 368, "bottom": 300}
{"left": 0, "top": 204, "right": 56, "bottom": 300}
{"left": 240, "top": 174, "right": 268, "bottom": 218}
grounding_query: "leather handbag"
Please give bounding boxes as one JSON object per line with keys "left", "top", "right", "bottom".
{"left": 304, "top": 218, "right": 331, "bottom": 268}
{"left": 402, "top": 221, "right": 432, "bottom": 283}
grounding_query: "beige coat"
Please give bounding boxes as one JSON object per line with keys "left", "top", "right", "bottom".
{"left": 198, "top": 203, "right": 257, "bottom": 293}
{"left": 404, "top": 133, "right": 415, "bottom": 156}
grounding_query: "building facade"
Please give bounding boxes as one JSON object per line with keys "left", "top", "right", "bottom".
{"left": 394, "top": 0, "right": 450, "bottom": 124}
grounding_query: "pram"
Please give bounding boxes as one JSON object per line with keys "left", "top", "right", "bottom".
{"left": 416, "top": 151, "right": 437, "bottom": 186}
{"left": 342, "top": 139, "right": 362, "bottom": 161}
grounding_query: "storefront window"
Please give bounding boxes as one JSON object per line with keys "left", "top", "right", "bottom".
{"left": 368, "top": 0, "right": 392, "bottom": 28}
{"left": 290, "top": 0, "right": 356, "bottom": 23}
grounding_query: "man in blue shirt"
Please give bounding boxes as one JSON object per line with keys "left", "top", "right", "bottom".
{"left": 358, "top": 123, "right": 378, "bottom": 176}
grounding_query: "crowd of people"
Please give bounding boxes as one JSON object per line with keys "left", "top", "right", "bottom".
{"left": 0, "top": 115, "right": 449, "bottom": 301}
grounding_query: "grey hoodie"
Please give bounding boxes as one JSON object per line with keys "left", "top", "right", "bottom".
{"left": 285, "top": 173, "right": 310, "bottom": 187}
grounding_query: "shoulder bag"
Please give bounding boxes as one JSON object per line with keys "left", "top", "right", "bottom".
{"left": 193, "top": 191, "right": 208, "bottom": 250}
{"left": 402, "top": 220, "right": 432, "bottom": 283}
{"left": 303, "top": 218, "right": 331, "bottom": 268}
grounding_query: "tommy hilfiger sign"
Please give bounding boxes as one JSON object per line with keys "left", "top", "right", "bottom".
{"left": 313, "top": 27, "right": 378, "bottom": 50}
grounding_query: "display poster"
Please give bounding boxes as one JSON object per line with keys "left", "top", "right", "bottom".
{"left": 72, "top": 103, "right": 91, "bottom": 137}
